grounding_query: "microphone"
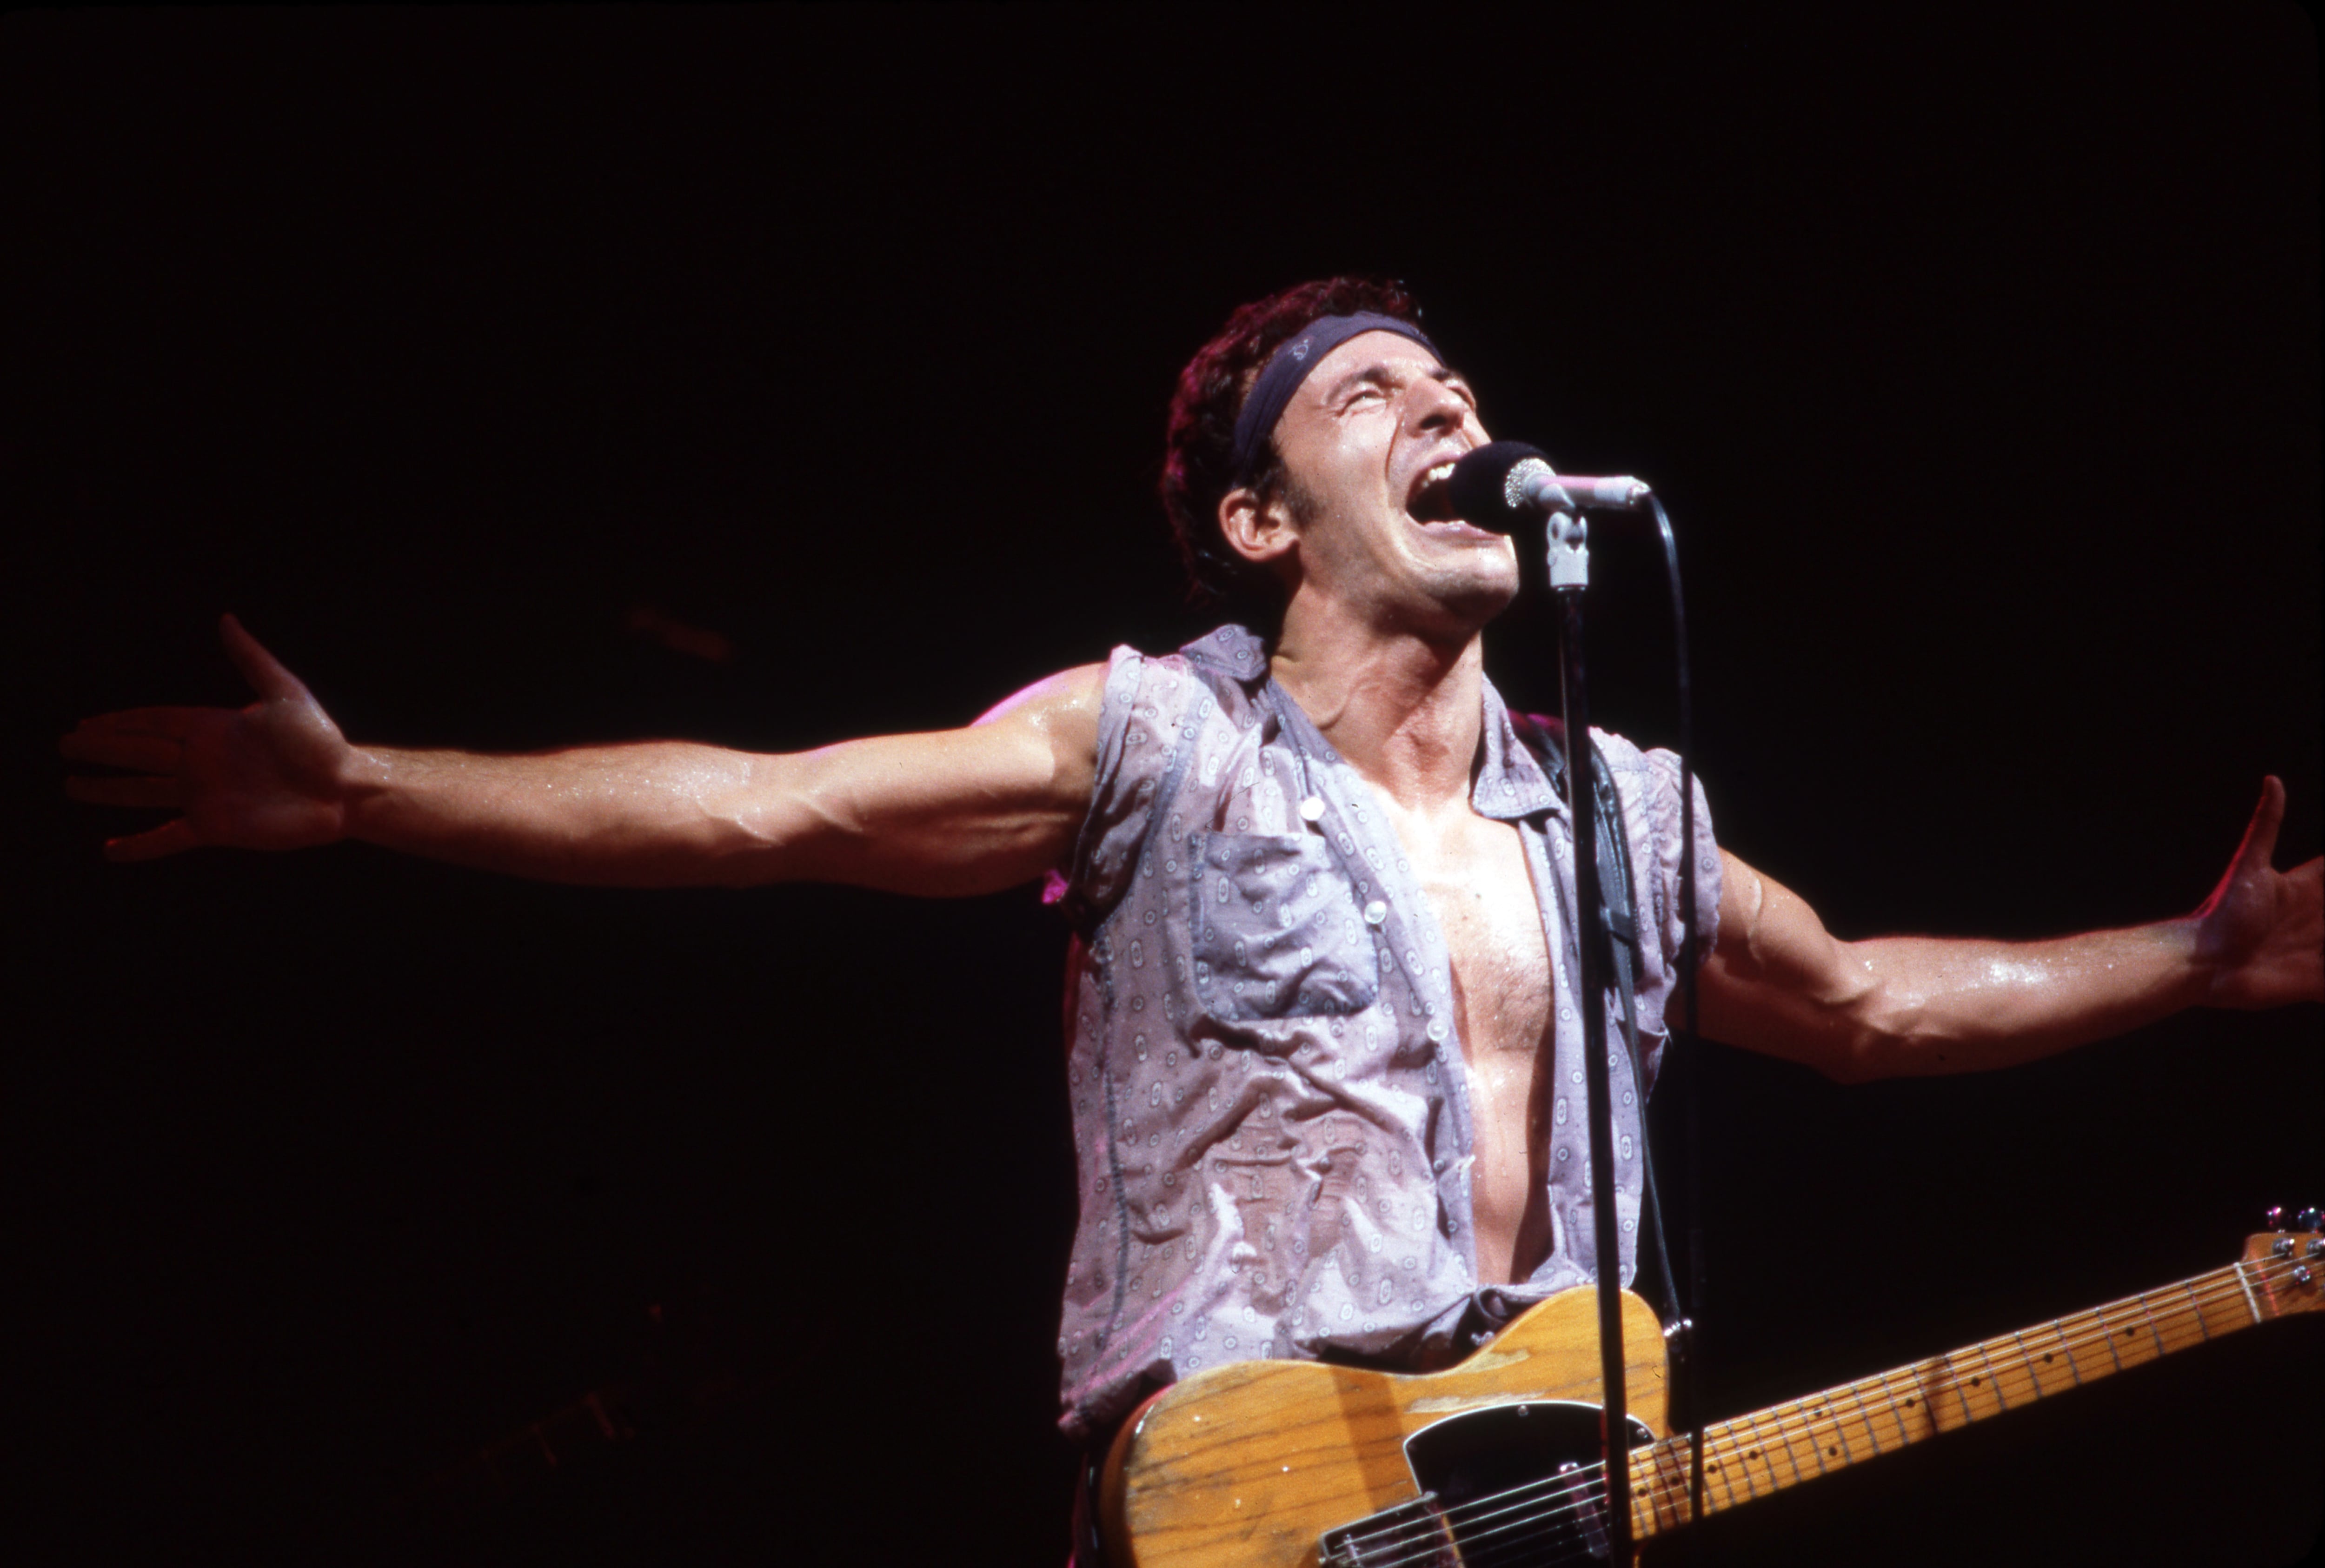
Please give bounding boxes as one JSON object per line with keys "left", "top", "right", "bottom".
{"left": 1446, "top": 440, "right": 1650, "bottom": 532}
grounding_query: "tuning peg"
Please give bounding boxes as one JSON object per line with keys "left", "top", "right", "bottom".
{"left": 2267, "top": 1206, "right": 2287, "bottom": 1231}
{"left": 2298, "top": 1208, "right": 2323, "bottom": 1232}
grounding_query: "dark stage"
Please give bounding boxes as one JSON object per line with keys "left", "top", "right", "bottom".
{"left": 6, "top": 8, "right": 2319, "bottom": 1565}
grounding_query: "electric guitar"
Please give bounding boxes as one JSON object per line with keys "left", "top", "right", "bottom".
{"left": 1098, "top": 1216, "right": 2325, "bottom": 1566}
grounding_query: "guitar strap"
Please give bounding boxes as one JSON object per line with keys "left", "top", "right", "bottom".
{"left": 1514, "top": 718, "right": 1685, "bottom": 1329}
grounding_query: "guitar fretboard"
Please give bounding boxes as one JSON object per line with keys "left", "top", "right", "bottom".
{"left": 1624, "top": 1249, "right": 2311, "bottom": 1538}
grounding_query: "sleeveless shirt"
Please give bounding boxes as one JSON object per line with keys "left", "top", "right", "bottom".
{"left": 1051, "top": 625, "right": 1720, "bottom": 1442}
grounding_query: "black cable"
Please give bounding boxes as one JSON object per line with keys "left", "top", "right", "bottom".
{"left": 1646, "top": 493, "right": 1708, "bottom": 1528}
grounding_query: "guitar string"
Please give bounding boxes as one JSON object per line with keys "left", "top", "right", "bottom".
{"left": 1335, "top": 1256, "right": 2308, "bottom": 1568}
{"left": 1336, "top": 1265, "right": 2277, "bottom": 1568}
{"left": 1325, "top": 1254, "right": 2314, "bottom": 1568}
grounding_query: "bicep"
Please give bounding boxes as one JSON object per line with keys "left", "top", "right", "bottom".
{"left": 1694, "top": 849, "right": 1882, "bottom": 1080}
{"left": 731, "top": 662, "right": 1107, "bottom": 895}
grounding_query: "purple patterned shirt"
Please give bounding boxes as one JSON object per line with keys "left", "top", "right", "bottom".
{"left": 1052, "top": 625, "right": 1720, "bottom": 1442}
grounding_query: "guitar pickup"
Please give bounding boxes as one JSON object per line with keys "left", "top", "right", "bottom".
{"left": 1320, "top": 1493, "right": 1452, "bottom": 1568}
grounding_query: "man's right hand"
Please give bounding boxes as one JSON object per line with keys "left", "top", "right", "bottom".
{"left": 63, "top": 616, "right": 1107, "bottom": 892}
{"left": 62, "top": 615, "right": 355, "bottom": 862}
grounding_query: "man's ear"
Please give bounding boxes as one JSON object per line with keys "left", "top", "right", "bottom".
{"left": 1218, "top": 485, "right": 1300, "bottom": 571}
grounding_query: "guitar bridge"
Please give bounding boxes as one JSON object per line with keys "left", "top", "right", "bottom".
{"left": 1320, "top": 1493, "right": 1452, "bottom": 1568}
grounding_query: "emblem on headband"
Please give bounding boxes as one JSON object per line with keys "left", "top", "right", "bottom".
{"left": 1290, "top": 337, "right": 1312, "bottom": 361}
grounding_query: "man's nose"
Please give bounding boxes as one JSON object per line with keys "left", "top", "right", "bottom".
{"left": 1408, "top": 379, "right": 1472, "bottom": 434}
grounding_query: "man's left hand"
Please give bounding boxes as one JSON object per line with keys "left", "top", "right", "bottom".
{"left": 2195, "top": 776, "right": 2325, "bottom": 1009}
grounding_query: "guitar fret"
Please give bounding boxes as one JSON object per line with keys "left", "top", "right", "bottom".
{"left": 1882, "top": 1368, "right": 1923, "bottom": 1447}
{"left": 1774, "top": 1403, "right": 1814, "bottom": 1485}
{"left": 1787, "top": 1401, "right": 1828, "bottom": 1478}
{"left": 1708, "top": 1430, "right": 1745, "bottom": 1510}
{"left": 1654, "top": 1440, "right": 1687, "bottom": 1533}
{"left": 2094, "top": 1302, "right": 2126, "bottom": 1372}
{"left": 1950, "top": 1350, "right": 1978, "bottom": 1428}
{"left": 1792, "top": 1400, "right": 1828, "bottom": 1473}
{"left": 1732, "top": 1412, "right": 1767, "bottom": 1500}
{"left": 2052, "top": 1318, "right": 2082, "bottom": 1387}
{"left": 1653, "top": 1440, "right": 1690, "bottom": 1530}
{"left": 1848, "top": 1378, "right": 1884, "bottom": 1456}
{"left": 1740, "top": 1411, "right": 1770, "bottom": 1500}
{"left": 2139, "top": 1290, "right": 2170, "bottom": 1359}
{"left": 1826, "top": 1398, "right": 1856, "bottom": 1467}
{"left": 1745, "top": 1407, "right": 1787, "bottom": 1488}
{"left": 1746, "top": 1407, "right": 1787, "bottom": 1488}
{"left": 2184, "top": 1279, "right": 2211, "bottom": 1342}
{"left": 1973, "top": 1337, "right": 2012, "bottom": 1411}
{"left": 1891, "top": 1367, "right": 1935, "bottom": 1445}
{"left": 2006, "top": 1330, "right": 2037, "bottom": 1400}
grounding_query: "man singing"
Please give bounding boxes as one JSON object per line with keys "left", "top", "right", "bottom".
{"left": 62, "top": 277, "right": 2323, "bottom": 1489}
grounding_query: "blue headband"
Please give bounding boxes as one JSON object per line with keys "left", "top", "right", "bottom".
{"left": 1229, "top": 312, "right": 1441, "bottom": 482}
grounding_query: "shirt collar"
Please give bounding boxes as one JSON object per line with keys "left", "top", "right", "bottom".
{"left": 1189, "top": 624, "right": 1567, "bottom": 822}
{"left": 1181, "top": 623, "right": 1270, "bottom": 684}
{"left": 1475, "top": 676, "right": 1567, "bottom": 821}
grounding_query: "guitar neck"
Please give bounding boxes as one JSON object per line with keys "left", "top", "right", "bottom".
{"left": 1624, "top": 1251, "right": 2304, "bottom": 1540}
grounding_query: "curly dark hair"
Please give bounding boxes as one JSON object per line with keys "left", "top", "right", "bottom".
{"left": 1160, "top": 276, "right": 1423, "bottom": 622}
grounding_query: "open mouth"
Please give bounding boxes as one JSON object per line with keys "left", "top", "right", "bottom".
{"left": 1404, "top": 456, "right": 1497, "bottom": 539}
{"left": 1405, "top": 459, "right": 1474, "bottom": 531}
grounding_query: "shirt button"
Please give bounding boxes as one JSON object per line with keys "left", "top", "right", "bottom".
{"left": 1300, "top": 797, "right": 1327, "bottom": 822}
{"left": 1363, "top": 901, "right": 1388, "bottom": 926}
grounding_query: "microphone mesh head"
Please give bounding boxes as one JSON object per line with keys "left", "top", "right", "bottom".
{"left": 1447, "top": 440, "right": 1554, "bottom": 532}
{"left": 1504, "top": 458, "right": 1554, "bottom": 512}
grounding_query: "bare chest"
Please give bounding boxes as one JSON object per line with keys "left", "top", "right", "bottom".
{"left": 1379, "top": 807, "right": 1560, "bottom": 1283}
{"left": 1407, "top": 816, "right": 1554, "bottom": 1062}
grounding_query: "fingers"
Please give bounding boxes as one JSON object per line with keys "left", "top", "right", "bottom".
{"left": 66, "top": 775, "right": 185, "bottom": 809}
{"left": 59, "top": 728, "right": 181, "bottom": 771}
{"left": 219, "top": 613, "right": 310, "bottom": 703}
{"left": 2239, "top": 775, "right": 2286, "bottom": 871}
{"left": 103, "top": 819, "right": 202, "bottom": 863}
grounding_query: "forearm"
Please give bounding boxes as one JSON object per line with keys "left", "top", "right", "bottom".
{"left": 1840, "top": 921, "right": 2207, "bottom": 1079}
{"left": 68, "top": 640, "right": 1103, "bottom": 890}
{"left": 1703, "top": 803, "right": 2320, "bottom": 1083}
{"left": 343, "top": 741, "right": 789, "bottom": 887}
{"left": 342, "top": 723, "right": 1085, "bottom": 893}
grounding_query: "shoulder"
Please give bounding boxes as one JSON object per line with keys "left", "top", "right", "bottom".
{"left": 1087, "top": 624, "right": 1275, "bottom": 742}
{"left": 1505, "top": 709, "right": 1687, "bottom": 819}
{"left": 971, "top": 660, "right": 1110, "bottom": 731}
{"left": 971, "top": 627, "right": 1269, "bottom": 786}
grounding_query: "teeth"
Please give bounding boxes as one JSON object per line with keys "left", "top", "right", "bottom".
{"left": 1424, "top": 462, "right": 1455, "bottom": 485}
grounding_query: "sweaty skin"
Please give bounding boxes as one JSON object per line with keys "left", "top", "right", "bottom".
{"left": 63, "top": 335, "right": 2325, "bottom": 1289}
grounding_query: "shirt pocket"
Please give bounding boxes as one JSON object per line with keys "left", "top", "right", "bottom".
{"left": 1189, "top": 831, "right": 1381, "bottom": 1021}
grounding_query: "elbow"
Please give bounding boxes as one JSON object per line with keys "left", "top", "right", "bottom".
{"left": 1798, "top": 976, "right": 1924, "bottom": 1083}
{"left": 1817, "top": 1025, "right": 1895, "bottom": 1086}
{"left": 1832, "top": 997, "right": 1966, "bottom": 1083}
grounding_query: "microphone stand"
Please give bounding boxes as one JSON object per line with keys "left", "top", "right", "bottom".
{"left": 1546, "top": 506, "right": 1634, "bottom": 1567}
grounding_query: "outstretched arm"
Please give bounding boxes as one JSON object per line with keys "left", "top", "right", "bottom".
{"left": 62, "top": 616, "right": 1106, "bottom": 894}
{"left": 1696, "top": 778, "right": 2324, "bottom": 1082}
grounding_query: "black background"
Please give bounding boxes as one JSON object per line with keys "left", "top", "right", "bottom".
{"left": 5, "top": 7, "right": 2319, "bottom": 1565}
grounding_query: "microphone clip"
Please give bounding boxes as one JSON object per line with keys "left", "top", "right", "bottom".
{"left": 1548, "top": 510, "right": 1589, "bottom": 590}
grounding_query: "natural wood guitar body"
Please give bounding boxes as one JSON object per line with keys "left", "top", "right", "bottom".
{"left": 1100, "top": 1289, "right": 1668, "bottom": 1568}
{"left": 1098, "top": 1228, "right": 2325, "bottom": 1567}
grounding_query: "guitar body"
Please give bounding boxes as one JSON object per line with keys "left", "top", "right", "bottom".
{"left": 1100, "top": 1288, "right": 1669, "bottom": 1568}
{"left": 1098, "top": 1225, "right": 2325, "bottom": 1566}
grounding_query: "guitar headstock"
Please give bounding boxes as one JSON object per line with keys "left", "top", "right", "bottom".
{"left": 2242, "top": 1206, "right": 2325, "bottom": 1319}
